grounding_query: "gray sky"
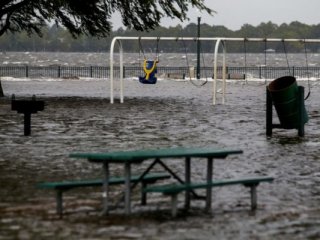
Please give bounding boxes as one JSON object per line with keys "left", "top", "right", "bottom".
{"left": 112, "top": 0, "right": 319, "bottom": 30}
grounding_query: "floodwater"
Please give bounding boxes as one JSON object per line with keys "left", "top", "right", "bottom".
{"left": 0, "top": 77, "right": 320, "bottom": 239}
{"left": 1, "top": 51, "right": 320, "bottom": 67}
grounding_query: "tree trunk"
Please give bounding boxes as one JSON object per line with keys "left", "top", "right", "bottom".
{"left": 0, "top": 80, "right": 4, "bottom": 97}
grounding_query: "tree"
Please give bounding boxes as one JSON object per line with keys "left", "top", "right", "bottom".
{"left": 256, "top": 21, "right": 278, "bottom": 37}
{"left": 0, "top": 0, "right": 213, "bottom": 38}
{"left": 0, "top": 0, "right": 212, "bottom": 97}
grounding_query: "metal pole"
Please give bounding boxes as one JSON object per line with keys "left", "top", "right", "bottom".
{"left": 185, "top": 157, "right": 191, "bottom": 210}
{"left": 24, "top": 113, "right": 31, "bottom": 136}
{"left": 119, "top": 40, "right": 124, "bottom": 103}
{"left": 222, "top": 41, "right": 227, "bottom": 104}
{"left": 197, "top": 17, "right": 201, "bottom": 79}
{"left": 102, "top": 162, "right": 110, "bottom": 215}
{"left": 213, "top": 38, "right": 222, "bottom": 105}
{"left": 124, "top": 162, "right": 131, "bottom": 214}
{"left": 109, "top": 38, "right": 116, "bottom": 104}
{"left": 205, "top": 157, "right": 213, "bottom": 211}
{"left": 298, "top": 86, "right": 305, "bottom": 137}
{"left": 266, "top": 87, "right": 273, "bottom": 136}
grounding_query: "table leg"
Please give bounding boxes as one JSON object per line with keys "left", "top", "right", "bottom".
{"left": 205, "top": 157, "right": 213, "bottom": 211}
{"left": 185, "top": 157, "right": 191, "bottom": 210}
{"left": 102, "top": 162, "right": 109, "bottom": 215}
{"left": 124, "top": 162, "right": 131, "bottom": 215}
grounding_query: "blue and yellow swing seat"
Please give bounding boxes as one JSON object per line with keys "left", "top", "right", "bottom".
{"left": 139, "top": 59, "right": 158, "bottom": 84}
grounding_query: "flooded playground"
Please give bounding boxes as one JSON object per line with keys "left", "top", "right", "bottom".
{"left": 0, "top": 78, "right": 320, "bottom": 239}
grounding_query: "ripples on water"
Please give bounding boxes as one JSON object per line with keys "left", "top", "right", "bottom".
{"left": 0, "top": 78, "right": 320, "bottom": 239}
{"left": 1, "top": 51, "right": 320, "bottom": 67}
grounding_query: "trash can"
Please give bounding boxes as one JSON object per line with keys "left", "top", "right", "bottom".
{"left": 268, "top": 76, "right": 308, "bottom": 129}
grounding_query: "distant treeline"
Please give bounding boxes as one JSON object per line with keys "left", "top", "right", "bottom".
{"left": 1, "top": 21, "right": 320, "bottom": 53}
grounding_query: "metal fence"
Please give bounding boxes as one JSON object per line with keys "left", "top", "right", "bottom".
{"left": 1, "top": 65, "right": 320, "bottom": 79}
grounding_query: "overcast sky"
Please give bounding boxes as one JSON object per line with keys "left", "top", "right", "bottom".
{"left": 112, "top": 0, "right": 319, "bottom": 30}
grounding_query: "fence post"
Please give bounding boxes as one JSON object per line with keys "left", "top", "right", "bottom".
{"left": 57, "top": 66, "right": 61, "bottom": 78}
{"left": 259, "top": 66, "right": 262, "bottom": 79}
{"left": 0, "top": 77, "right": 4, "bottom": 97}
{"left": 292, "top": 66, "right": 295, "bottom": 77}
{"left": 123, "top": 66, "right": 125, "bottom": 79}
{"left": 25, "top": 66, "right": 28, "bottom": 78}
{"left": 90, "top": 66, "right": 93, "bottom": 78}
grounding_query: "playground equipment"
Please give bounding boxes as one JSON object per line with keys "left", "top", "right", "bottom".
{"left": 109, "top": 37, "right": 320, "bottom": 104}
{"left": 139, "top": 60, "right": 158, "bottom": 84}
{"left": 109, "top": 36, "right": 221, "bottom": 104}
{"left": 138, "top": 38, "right": 159, "bottom": 84}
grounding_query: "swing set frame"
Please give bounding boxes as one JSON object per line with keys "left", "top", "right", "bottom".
{"left": 109, "top": 37, "right": 320, "bottom": 105}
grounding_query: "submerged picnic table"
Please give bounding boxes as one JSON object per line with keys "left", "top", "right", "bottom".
{"left": 69, "top": 147, "right": 243, "bottom": 215}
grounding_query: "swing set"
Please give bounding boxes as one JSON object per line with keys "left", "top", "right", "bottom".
{"left": 243, "top": 38, "right": 312, "bottom": 98}
{"left": 109, "top": 36, "right": 320, "bottom": 104}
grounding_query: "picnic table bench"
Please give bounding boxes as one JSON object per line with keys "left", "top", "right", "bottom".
{"left": 69, "top": 147, "right": 248, "bottom": 215}
{"left": 144, "top": 176, "right": 274, "bottom": 217}
{"left": 38, "top": 172, "right": 171, "bottom": 217}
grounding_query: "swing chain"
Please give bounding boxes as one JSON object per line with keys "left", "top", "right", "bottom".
{"left": 243, "top": 38, "right": 247, "bottom": 83}
{"left": 138, "top": 37, "right": 146, "bottom": 60}
{"left": 243, "top": 38, "right": 267, "bottom": 85}
{"left": 199, "top": 38, "right": 209, "bottom": 85}
{"left": 181, "top": 37, "right": 207, "bottom": 87}
{"left": 282, "top": 39, "right": 292, "bottom": 76}
{"left": 182, "top": 38, "right": 192, "bottom": 79}
{"left": 138, "top": 37, "right": 160, "bottom": 62}
{"left": 282, "top": 39, "right": 311, "bottom": 100}
{"left": 155, "top": 37, "right": 160, "bottom": 62}
{"left": 264, "top": 38, "right": 267, "bottom": 68}
{"left": 263, "top": 38, "right": 268, "bottom": 84}
{"left": 303, "top": 39, "right": 311, "bottom": 100}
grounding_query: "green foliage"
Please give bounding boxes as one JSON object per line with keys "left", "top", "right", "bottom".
{"left": 0, "top": 0, "right": 212, "bottom": 38}
{"left": 0, "top": 21, "right": 320, "bottom": 53}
